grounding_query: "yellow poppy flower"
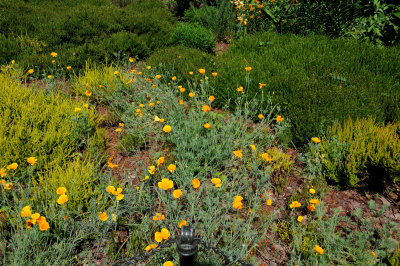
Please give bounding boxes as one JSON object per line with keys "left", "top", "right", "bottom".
{"left": 178, "top": 220, "right": 187, "bottom": 228}
{"left": 149, "top": 165, "right": 156, "bottom": 175}
{"left": 157, "top": 157, "right": 165, "bottom": 166}
{"left": 158, "top": 178, "right": 174, "bottom": 190}
{"left": 116, "top": 194, "right": 124, "bottom": 201}
{"left": 99, "top": 212, "right": 108, "bottom": 221}
{"left": 173, "top": 189, "right": 182, "bottom": 199}
{"left": 163, "top": 125, "right": 172, "bottom": 133}
{"left": 312, "top": 137, "right": 321, "bottom": 144}
{"left": 7, "top": 163, "right": 18, "bottom": 170}
{"left": 313, "top": 245, "right": 324, "bottom": 255}
{"left": 20, "top": 206, "right": 31, "bottom": 217}
{"left": 167, "top": 164, "right": 176, "bottom": 173}
{"left": 233, "top": 150, "right": 243, "bottom": 158}
{"left": 57, "top": 195, "right": 68, "bottom": 205}
{"left": 39, "top": 221, "right": 50, "bottom": 231}
{"left": 192, "top": 178, "right": 200, "bottom": 189}
{"left": 202, "top": 105, "right": 211, "bottom": 112}
{"left": 145, "top": 244, "right": 158, "bottom": 251}
{"left": 27, "top": 157, "right": 37, "bottom": 165}
{"left": 56, "top": 187, "right": 67, "bottom": 195}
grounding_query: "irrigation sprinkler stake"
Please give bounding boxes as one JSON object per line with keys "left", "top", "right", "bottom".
{"left": 177, "top": 226, "right": 198, "bottom": 266}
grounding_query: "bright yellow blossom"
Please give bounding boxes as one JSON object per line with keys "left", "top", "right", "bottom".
{"left": 192, "top": 178, "right": 200, "bottom": 189}
{"left": 163, "top": 125, "right": 172, "bottom": 133}
{"left": 173, "top": 189, "right": 182, "bottom": 199}
{"left": 314, "top": 245, "right": 324, "bottom": 255}
{"left": 57, "top": 195, "right": 68, "bottom": 205}
{"left": 99, "top": 212, "right": 108, "bottom": 221}
{"left": 149, "top": 165, "right": 156, "bottom": 175}
{"left": 167, "top": 164, "right": 176, "bottom": 173}
{"left": 178, "top": 220, "right": 187, "bottom": 228}
{"left": 7, "top": 163, "right": 18, "bottom": 170}
{"left": 312, "top": 137, "right": 321, "bottom": 144}
{"left": 27, "top": 157, "right": 37, "bottom": 165}
{"left": 202, "top": 105, "right": 211, "bottom": 112}
{"left": 56, "top": 187, "right": 67, "bottom": 195}
{"left": 158, "top": 178, "right": 174, "bottom": 190}
{"left": 233, "top": 150, "right": 243, "bottom": 158}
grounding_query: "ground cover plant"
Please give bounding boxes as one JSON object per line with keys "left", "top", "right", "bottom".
{"left": 1, "top": 58, "right": 399, "bottom": 265}
{"left": 1, "top": 0, "right": 400, "bottom": 265}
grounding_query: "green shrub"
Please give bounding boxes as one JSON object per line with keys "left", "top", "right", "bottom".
{"left": 183, "top": 0, "right": 237, "bottom": 41}
{"left": 103, "top": 31, "right": 149, "bottom": 59}
{"left": 0, "top": 69, "right": 102, "bottom": 180}
{"left": 288, "top": 199, "right": 398, "bottom": 264}
{"left": 146, "top": 46, "right": 217, "bottom": 82}
{"left": 346, "top": 0, "right": 400, "bottom": 46}
{"left": 211, "top": 32, "right": 400, "bottom": 144}
{"left": 318, "top": 118, "right": 400, "bottom": 188}
{"left": 289, "top": 0, "right": 356, "bottom": 37}
{"left": 0, "top": 0, "right": 175, "bottom": 70}
{"left": 0, "top": 34, "right": 19, "bottom": 65}
{"left": 170, "top": 23, "right": 216, "bottom": 53}
{"left": 120, "top": 0, "right": 176, "bottom": 50}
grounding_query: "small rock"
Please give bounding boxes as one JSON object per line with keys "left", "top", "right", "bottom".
{"left": 388, "top": 192, "right": 398, "bottom": 201}
{"left": 380, "top": 196, "right": 390, "bottom": 206}
{"left": 272, "top": 244, "right": 285, "bottom": 253}
{"left": 269, "top": 261, "right": 277, "bottom": 266}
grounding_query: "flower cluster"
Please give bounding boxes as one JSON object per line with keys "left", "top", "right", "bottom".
{"left": 233, "top": 195, "right": 244, "bottom": 209}
{"left": 153, "top": 213, "right": 165, "bottom": 221}
{"left": 21, "top": 206, "right": 50, "bottom": 231}
{"left": 56, "top": 187, "right": 68, "bottom": 205}
{"left": 154, "top": 228, "right": 170, "bottom": 243}
{"left": 106, "top": 186, "right": 124, "bottom": 201}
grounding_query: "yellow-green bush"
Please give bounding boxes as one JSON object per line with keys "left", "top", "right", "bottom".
{"left": 319, "top": 117, "right": 400, "bottom": 187}
{"left": 32, "top": 157, "right": 97, "bottom": 210}
{"left": 0, "top": 69, "right": 104, "bottom": 180}
{"left": 71, "top": 63, "right": 131, "bottom": 99}
{"left": 267, "top": 147, "right": 295, "bottom": 193}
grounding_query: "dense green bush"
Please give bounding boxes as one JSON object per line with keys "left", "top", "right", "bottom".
{"left": 146, "top": 46, "right": 217, "bottom": 81}
{"left": 232, "top": 0, "right": 400, "bottom": 46}
{"left": 0, "top": 34, "right": 19, "bottom": 65}
{"left": 183, "top": 0, "right": 237, "bottom": 41}
{"left": 316, "top": 118, "right": 400, "bottom": 188}
{"left": 284, "top": 0, "right": 356, "bottom": 37}
{"left": 0, "top": 0, "right": 175, "bottom": 69}
{"left": 211, "top": 32, "right": 400, "bottom": 145}
{"left": 119, "top": 0, "right": 176, "bottom": 50}
{"left": 103, "top": 31, "right": 149, "bottom": 59}
{"left": 170, "top": 23, "right": 216, "bottom": 53}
